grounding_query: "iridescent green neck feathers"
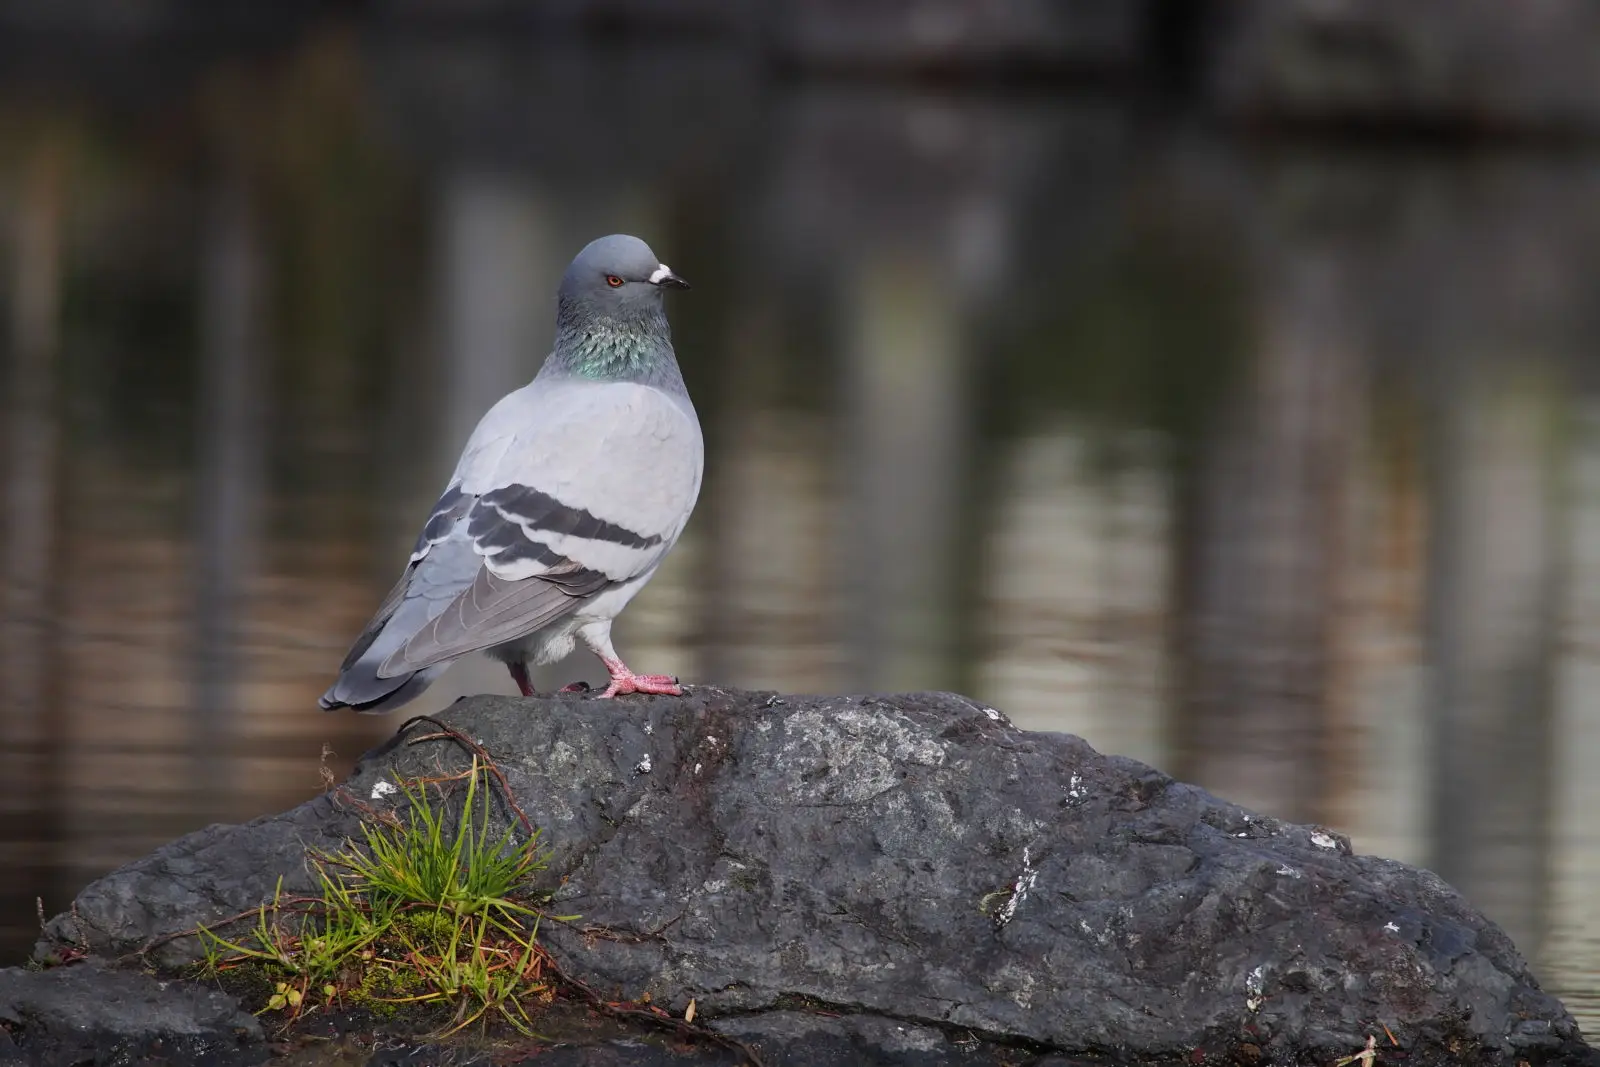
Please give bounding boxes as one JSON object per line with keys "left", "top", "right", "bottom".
{"left": 542, "top": 298, "right": 684, "bottom": 392}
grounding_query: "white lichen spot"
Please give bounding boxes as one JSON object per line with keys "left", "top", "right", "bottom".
{"left": 1067, "top": 775, "right": 1085, "bottom": 801}
{"left": 963, "top": 697, "right": 1005, "bottom": 723}
{"left": 1076, "top": 917, "right": 1115, "bottom": 947}
{"left": 643, "top": 723, "right": 654, "bottom": 735}
{"left": 635, "top": 753, "right": 653, "bottom": 774}
{"left": 705, "top": 735, "right": 719, "bottom": 746}
{"left": 1277, "top": 864, "right": 1301, "bottom": 878}
{"left": 694, "top": 762, "right": 703, "bottom": 775}
{"left": 1311, "top": 831, "right": 1338, "bottom": 850}
{"left": 1383, "top": 921, "right": 1400, "bottom": 934}
{"left": 996, "top": 963, "right": 1037, "bottom": 1009}
{"left": 1245, "top": 964, "right": 1267, "bottom": 1012}
{"left": 1236, "top": 832, "right": 1248, "bottom": 838}
{"left": 370, "top": 780, "right": 397, "bottom": 801}
{"left": 994, "top": 846, "right": 1038, "bottom": 928}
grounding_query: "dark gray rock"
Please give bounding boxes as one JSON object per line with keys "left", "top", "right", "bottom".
{"left": 35, "top": 688, "right": 1599, "bottom": 1066}
{"left": 0, "top": 959, "right": 263, "bottom": 1066}
{"left": 39, "top": 793, "right": 370, "bottom": 970}
{"left": 490, "top": 1042, "right": 743, "bottom": 1067}
{"left": 710, "top": 1011, "right": 1057, "bottom": 1067}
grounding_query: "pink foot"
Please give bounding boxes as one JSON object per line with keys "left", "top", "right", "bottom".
{"left": 507, "top": 662, "right": 535, "bottom": 697}
{"left": 559, "top": 681, "right": 591, "bottom": 693}
{"left": 598, "top": 666, "right": 682, "bottom": 699}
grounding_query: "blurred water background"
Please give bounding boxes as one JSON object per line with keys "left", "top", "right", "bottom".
{"left": 3, "top": 0, "right": 1600, "bottom": 1034}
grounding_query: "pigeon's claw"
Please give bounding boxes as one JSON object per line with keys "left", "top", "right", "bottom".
{"left": 559, "top": 681, "right": 592, "bottom": 694}
{"left": 598, "top": 662, "right": 681, "bottom": 699}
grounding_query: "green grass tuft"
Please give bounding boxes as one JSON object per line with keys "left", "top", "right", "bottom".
{"left": 198, "top": 756, "right": 562, "bottom": 1036}
{"left": 334, "top": 756, "right": 545, "bottom": 926}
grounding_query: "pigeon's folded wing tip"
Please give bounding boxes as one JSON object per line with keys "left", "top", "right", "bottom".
{"left": 379, "top": 564, "right": 606, "bottom": 677}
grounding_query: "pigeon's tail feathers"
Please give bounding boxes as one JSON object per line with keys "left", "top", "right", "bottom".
{"left": 322, "top": 528, "right": 485, "bottom": 713}
{"left": 319, "top": 590, "right": 445, "bottom": 713}
{"left": 333, "top": 582, "right": 402, "bottom": 676}
{"left": 318, "top": 664, "right": 443, "bottom": 715}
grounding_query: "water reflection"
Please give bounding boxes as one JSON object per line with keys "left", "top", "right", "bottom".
{"left": 1, "top": 21, "right": 1599, "bottom": 1034}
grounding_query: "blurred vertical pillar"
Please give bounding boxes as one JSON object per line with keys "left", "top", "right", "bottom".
{"left": 2, "top": 142, "right": 63, "bottom": 753}
{"left": 1173, "top": 254, "right": 1360, "bottom": 824}
{"left": 1424, "top": 365, "right": 1563, "bottom": 954}
{"left": 698, "top": 291, "right": 840, "bottom": 692}
{"left": 750, "top": 89, "right": 1048, "bottom": 696}
{"left": 1, "top": 137, "right": 65, "bottom": 906}
{"left": 841, "top": 251, "right": 968, "bottom": 693}
{"left": 426, "top": 171, "right": 560, "bottom": 698}
{"left": 744, "top": 85, "right": 1102, "bottom": 696}
{"left": 192, "top": 168, "right": 266, "bottom": 811}
{"left": 437, "top": 172, "right": 557, "bottom": 457}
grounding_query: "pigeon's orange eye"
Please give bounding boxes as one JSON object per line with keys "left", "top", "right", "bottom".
{"left": 605, "top": 274, "right": 624, "bottom": 288}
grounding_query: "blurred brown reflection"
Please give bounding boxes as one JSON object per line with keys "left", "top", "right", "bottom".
{"left": 192, "top": 168, "right": 265, "bottom": 803}
{"left": 1171, "top": 251, "right": 1363, "bottom": 827}
{"left": 0, "top": 7, "right": 1598, "bottom": 1037}
{"left": 2, "top": 133, "right": 67, "bottom": 954}
{"left": 1424, "top": 364, "right": 1563, "bottom": 957}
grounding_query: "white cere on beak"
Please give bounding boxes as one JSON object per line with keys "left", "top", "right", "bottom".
{"left": 649, "top": 263, "right": 674, "bottom": 285}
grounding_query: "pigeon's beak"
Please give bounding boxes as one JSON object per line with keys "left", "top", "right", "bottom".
{"left": 649, "top": 263, "right": 691, "bottom": 290}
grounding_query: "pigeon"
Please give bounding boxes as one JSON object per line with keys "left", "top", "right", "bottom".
{"left": 320, "top": 234, "right": 701, "bottom": 713}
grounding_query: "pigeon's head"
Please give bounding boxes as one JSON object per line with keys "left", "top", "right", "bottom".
{"left": 559, "top": 234, "right": 689, "bottom": 322}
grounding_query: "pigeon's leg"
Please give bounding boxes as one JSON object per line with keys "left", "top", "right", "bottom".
{"left": 577, "top": 622, "right": 681, "bottom": 698}
{"left": 507, "top": 662, "right": 536, "bottom": 697}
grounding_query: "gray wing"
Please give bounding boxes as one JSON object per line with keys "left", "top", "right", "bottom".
{"left": 378, "top": 381, "right": 702, "bottom": 676}
{"left": 332, "top": 479, "right": 632, "bottom": 672}
{"left": 377, "top": 487, "right": 629, "bottom": 675}
{"left": 321, "top": 483, "right": 628, "bottom": 708}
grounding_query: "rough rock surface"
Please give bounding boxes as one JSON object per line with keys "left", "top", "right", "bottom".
{"left": 0, "top": 960, "right": 262, "bottom": 1066}
{"left": 33, "top": 688, "right": 1599, "bottom": 1066}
